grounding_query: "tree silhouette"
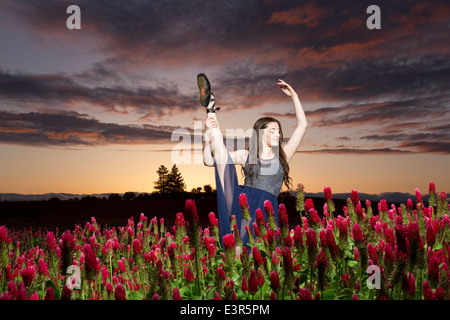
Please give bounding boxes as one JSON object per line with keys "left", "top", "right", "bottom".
{"left": 203, "top": 184, "right": 213, "bottom": 193}
{"left": 108, "top": 193, "right": 122, "bottom": 201}
{"left": 167, "top": 164, "right": 186, "bottom": 196}
{"left": 154, "top": 165, "right": 169, "bottom": 197}
{"left": 123, "top": 192, "right": 136, "bottom": 201}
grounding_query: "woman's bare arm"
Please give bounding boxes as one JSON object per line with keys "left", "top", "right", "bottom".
{"left": 278, "top": 79, "right": 307, "bottom": 163}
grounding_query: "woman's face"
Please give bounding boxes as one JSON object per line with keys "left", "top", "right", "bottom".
{"left": 263, "top": 122, "right": 281, "bottom": 147}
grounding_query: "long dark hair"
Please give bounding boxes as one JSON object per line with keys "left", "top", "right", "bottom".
{"left": 243, "top": 117, "right": 293, "bottom": 191}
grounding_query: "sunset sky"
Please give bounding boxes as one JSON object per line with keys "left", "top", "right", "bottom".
{"left": 0, "top": 0, "right": 449, "bottom": 196}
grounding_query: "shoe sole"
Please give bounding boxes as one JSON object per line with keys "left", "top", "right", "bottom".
{"left": 197, "top": 74, "right": 211, "bottom": 107}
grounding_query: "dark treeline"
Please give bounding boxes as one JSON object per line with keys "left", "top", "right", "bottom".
{"left": 41, "top": 164, "right": 216, "bottom": 202}
{"left": 46, "top": 188, "right": 217, "bottom": 202}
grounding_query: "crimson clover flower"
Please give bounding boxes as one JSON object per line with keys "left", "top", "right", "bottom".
{"left": 316, "top": 249, "right": 328, "bottom": 292}
{"left": 379, "top": 199, "right": 388, "bottom": 213}
{"left": 257, "top": 269, "right": 264, "bottom": 288}
{"left": 323, "top": 186, "right": 335, "bottom": 215}
{"left": 46, "top": 232, "right": 58, "bottom": 254}
{"left": 401, "top": 272, "right": 416, "bottom": 296}
{"left": 248, "top": 270, "right": 258, "bottom": 296}
{"left": 429, "top": 181, "right": 436, "bottom": 207}
{"left": 37, "top": 258, "right": 49, "bottom": 278}
{"left": 296, "top": 183, "right": 305, "bottom": 213}
{"left": 341, "top": 273, "right": 351, "bottom": 288}
{"left": 338, "top": 218, "right": 348, "bottom": 240}
{"left": 61, "top": 285, "right": 72, "bottom": 300}
{"left": 252, "top": 246, "right": 263, "bottom": 270}
{"left": 83, "top": 244, "right": 100, "bottom": 281}
{"left": 223, "top": 233, "right": 235, "bottom": 251}
{"left": 208, "top": 212, "right": 218, "bottom": 228}
{"left": 368, "top": 243, "right": 378, "bottom": 265}
{"left": 422, "top": 281, "right": 435, "bottom": 300}
{"left": 407, "top": 222, "right": 421, "bottom": 268}
{"left": 354, "top": 247, "right": 359, "bottom": 261}
{"left": 440, "top": 192, "right": 448, "bottom": 215}
{"left": 170, "top": 287, "right": 181, "bottom": 300}
{"left": 44, "top": 287, "right": 55, "bottom": 300}
{"left": 239, "top": 193, "right": 251, "bottom": 221}
{"left": 355, "top": 203, "right": 363, "bottom": 221}
{"left": 270, "top": 270, "right": 281, "bottom": 293}
{"left": 20, "top": 266, "right": 35, "bottom": 288}
{"left": 118, "top": 259, "right": 127, "bottom": 273}
{"left": 310, "top": 209, "right": 321, "bottom": 226}
{"left": 264, "top": 200, "right": 277, "bottom": 231}
{"left": 279, "top": 203, "right": 289, "bottom": 236}
{"left": 384, "top": 243, "right": 395, "bottom": 266}
{"left": 114, "top": 284, "right": 126, "bottom": 300}
{"left": 185, "top": 199, "right": 199, "bottom": 226}
{"left": 298, "top": 287, "right": 312, "bottom": 300}
{"left": 184, "top": 267, "right": 194, "bottom": 283}
{"left": 323, "top": 186, "right": 332, "bottom": 202}
{"left": 385, "top": 228, "right": 395, "bottom": 248}
{"left": 428, "top": 253, "right": 440, "bottom": 288}
{"left": 319, "top": 229, "right": 327, "bottom": 248}
{"left": 223, "top": 233, "right": 236, "bottom": 265}
{"left": 175, "top": 212, "right": 185, "bottom": 231}
{"left": 325, "top": 228, "right": 339, "bottom": 261}
{"left": 415, "top": 188, "right": 423, "bottom": 204}
{"left": 241, "top": 275, "right": 248, "bottom": 293}
{"left": 132, "top": 239, "right": 142, "bottom": 255}
{"left": 350, "top": 190, "right": 359, "bottom": 207}
{"left": 294, "top": 225, "right": 304, "bottom": 250}
{"left": 185, "top": 199, "right": 201, "bottom": 274}
{"left": 305, "top": 228, "right": 318, "bottom": 266}
{"left": 305, "top": 199, "right": 314, "bottom": 213}
{"left": 352, "top": 223, "right": 364, "bottom": 245}
{"left": 101, "top": 265, "right": 109, "bottom": 285}
{"left": 394, "top": 224, "right": 408, "bottom": 254}
{"left": 255, "top": 209, "right": 266, "bottom": 237}
{"left": 282, "top": 247, "right": 294, "bottom": 290}
{"left": 60, "top": 230, "right": 76, "bottom": 277}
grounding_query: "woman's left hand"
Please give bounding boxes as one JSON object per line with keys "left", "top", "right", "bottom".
{"left": 277, "top": 79, "right": 297, "bottom": 97}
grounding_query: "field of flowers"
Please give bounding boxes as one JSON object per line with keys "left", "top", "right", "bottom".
{"left": 0, "top": 181, "right": 449, "bottom": 300}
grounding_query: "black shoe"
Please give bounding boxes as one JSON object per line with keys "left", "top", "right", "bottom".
{"left": 197, "top": 73, "right": 220, "bottom": 113}
{"left": 197, "top": 73, "right": 211, "bottom": 107}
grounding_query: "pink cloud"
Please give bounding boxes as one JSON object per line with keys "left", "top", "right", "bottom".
{"left": 267, "top": 2, "right": 331, "bottom": 28}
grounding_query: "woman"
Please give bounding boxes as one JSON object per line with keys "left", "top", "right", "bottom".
{"left": 199, "top": 74, "right": 307, "bottom": 246}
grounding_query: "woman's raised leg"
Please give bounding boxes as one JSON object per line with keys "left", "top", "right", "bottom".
{"left": 204, "top": 98, "right": 229, "bottom": 192}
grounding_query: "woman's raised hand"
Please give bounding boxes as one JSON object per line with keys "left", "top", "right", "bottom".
{"left": 205, "top": 115, "right": 218, "bottom": 129}
{"left": 277, "top": 79, "right": 297, "bottom": 97}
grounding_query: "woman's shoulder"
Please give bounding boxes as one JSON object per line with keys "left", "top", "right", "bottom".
{"left": 229, "top": 149, "right": 249, "bottom": 166}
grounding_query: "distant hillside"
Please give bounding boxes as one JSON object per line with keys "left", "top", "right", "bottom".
{"left": 0, "top": 193, "right": 114, "bottom": 201}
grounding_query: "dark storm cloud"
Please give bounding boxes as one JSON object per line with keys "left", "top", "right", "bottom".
{"left": 296, "top": 148, "right": 412, "bottom": 155}
{"left": 0, "top": 68, "right": 196, "bottom": 117}
{"left": 360, "top": 123, "right": 450, "bottom": 154}
{"left": 0, "top": 110, "right": 182, "bottom": 146}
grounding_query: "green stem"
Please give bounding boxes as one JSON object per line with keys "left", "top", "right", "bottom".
{"left": 194, "top": 250, "right": 202, "bottom": 299}
{"left": 109, "top": 256, "right": 113, "bottom": 285}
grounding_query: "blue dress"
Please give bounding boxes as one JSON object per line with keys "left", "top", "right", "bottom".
{"left": 214, "top": 151, "right": 284, "bottom": 246}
